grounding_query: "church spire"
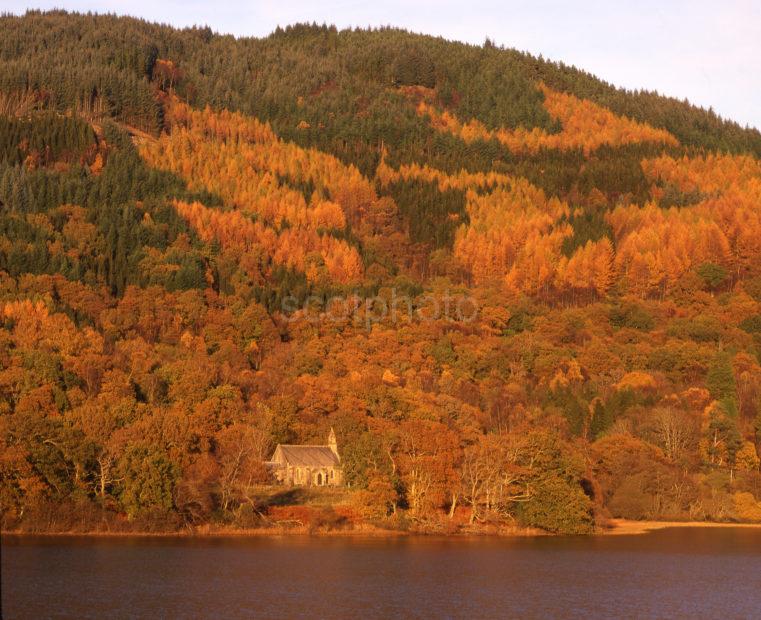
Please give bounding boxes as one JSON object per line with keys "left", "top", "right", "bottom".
{"left": 328, "top": 427, "right": 338, "bottom": 458}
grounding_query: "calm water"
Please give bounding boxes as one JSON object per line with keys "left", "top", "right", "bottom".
{"left": 3, "top": 528, "right": 761, "bottom": 619}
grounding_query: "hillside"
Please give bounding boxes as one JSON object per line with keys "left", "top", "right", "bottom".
{"left": 1, "top": 10, "right": 761, "bottom": 535}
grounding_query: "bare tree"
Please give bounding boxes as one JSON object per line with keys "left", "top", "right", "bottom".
{"left": 215, "top": 423, "right": 270, "bottom": 511}
{"left": 651, "top": 407, "right": 695, "bottom": 462}
{"left": 461, "top": 434, "right": 530, "bottom": 524}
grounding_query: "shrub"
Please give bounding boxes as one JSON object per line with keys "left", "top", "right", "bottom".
{"left": 117, "top": 445, "right": 179, "bottom": 520}
{"left": 732, "top": 492, "right": 761, "bottom": 522}
{"left": 609, "top": 303, "right": 654, "bottom": 331}
{"left": 739, "top": 315, "right": 761, "bottom": 334}
{"left": 696, "top": 262, "right": 728, "bottom": 290}
{"left": 517, "top": 478, "right": 594, "bottom": 534}
{"left": 668, "top": 315, "right": 723, "bottom": 343}
{"left": 607, "top": 474, "right": 654, "bottom": 520}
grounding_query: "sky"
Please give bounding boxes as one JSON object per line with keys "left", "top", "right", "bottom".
{"left": 6, "top": 1, "right": 760, "bottom": 129}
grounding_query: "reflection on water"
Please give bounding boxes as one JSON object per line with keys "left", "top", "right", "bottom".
{"left": 3, "top": 528, "right": 761, "bottom": 619}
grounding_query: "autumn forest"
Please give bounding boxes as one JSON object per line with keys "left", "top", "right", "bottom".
{"left": 1, "top": 11, "right": 761, "bottom": 535}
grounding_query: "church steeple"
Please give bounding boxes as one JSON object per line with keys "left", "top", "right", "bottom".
{"left": 328, "top": 427, "right": 339, "bottom": 459}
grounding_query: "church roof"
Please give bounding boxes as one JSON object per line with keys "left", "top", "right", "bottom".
{"left": 272, "top": 444, "right": 340, "bottom": 467}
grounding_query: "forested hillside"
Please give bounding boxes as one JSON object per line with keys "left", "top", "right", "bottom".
{"left": 1, "top": 10, "right": 761, "bottom": 534}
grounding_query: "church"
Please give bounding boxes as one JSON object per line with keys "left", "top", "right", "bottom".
{"left": 266, "top": 428, "right": 343, "bottom": 487}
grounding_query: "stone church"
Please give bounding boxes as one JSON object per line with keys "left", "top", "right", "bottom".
{"left": 267, "top": 428, "right": 343, "bottom": 487}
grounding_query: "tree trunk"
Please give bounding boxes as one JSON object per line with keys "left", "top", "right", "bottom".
{"left": 448, "top": 492, "right": 458, "bottom": 519}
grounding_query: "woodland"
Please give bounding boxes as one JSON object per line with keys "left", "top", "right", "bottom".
{"left": 1, "top": 11, "right": 761, "bottom": 535}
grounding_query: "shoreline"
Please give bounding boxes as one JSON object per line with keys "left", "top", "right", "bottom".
{"left": 3, "top": 520, "right": 761, "bottom": 539}
{"left": 0, "top": 525, "right": 541, "bottom": 539}
{"left": 602, "top": 519, "right": 761, "bottom": 535}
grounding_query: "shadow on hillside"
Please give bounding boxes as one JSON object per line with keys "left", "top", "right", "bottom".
{"left": 261, "top": 488, "right": 310, "bottom": 507}
{"left": 252, "top": 486, "right": 351, "bottom": 510}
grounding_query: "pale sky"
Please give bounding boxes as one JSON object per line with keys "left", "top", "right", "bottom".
{"left": 5, "top": 1, "right": 760, "bottom": 129}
